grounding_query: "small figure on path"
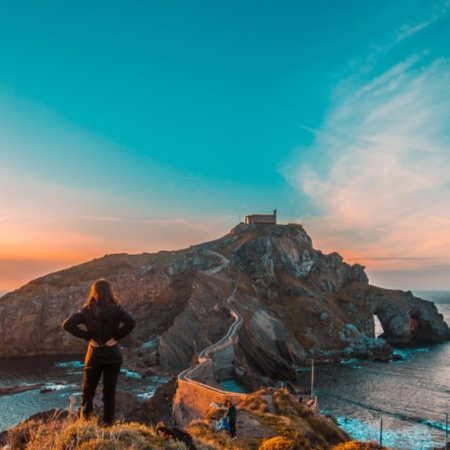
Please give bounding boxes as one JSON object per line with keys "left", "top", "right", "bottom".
{"left": 62, "top": 278, "right": 136, "bottom": 425}
{"left": 225, "top": 399, "right": 237, "bottom": 438}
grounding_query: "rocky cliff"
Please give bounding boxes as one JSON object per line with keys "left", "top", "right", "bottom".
{"left": 0, "top": 223, "right": 448, "bottom": 384}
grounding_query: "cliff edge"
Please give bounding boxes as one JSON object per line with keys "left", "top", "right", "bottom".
{"left": 0, "top": 223, "right": 448, "bottom": 384}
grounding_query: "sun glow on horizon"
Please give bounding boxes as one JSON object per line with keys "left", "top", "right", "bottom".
{"left": 1, "top": 1, "right": 450, "bottom": 292}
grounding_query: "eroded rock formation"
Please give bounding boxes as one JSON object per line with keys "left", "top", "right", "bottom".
{"left": 0, "top": 223, "right": 448, "bottom": 385}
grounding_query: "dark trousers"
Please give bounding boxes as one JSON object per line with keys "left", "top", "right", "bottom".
{"left": 229, "top": 422, "right": 236, "bottom": 438}
{"left": 80, "top": 364, "right": 121, "bottom": 425}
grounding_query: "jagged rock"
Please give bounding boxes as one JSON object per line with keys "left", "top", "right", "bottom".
{"left": 341, "top": 336, "right": 393, "bottom": 362}
{"left": 366, "top": 289, "right": 450, "bottom": 345}
{"left": 159, "top": 275, "right": 234, "bottom": 371}
{"left": 128, "top": 377, "right": 178, "bottom": 425}
{"left": 0, "top": 249, "right": 222, "bottom": 358}
{"left": 309, "top": 252, "right": 369, "bottom": 293}
{"left": 236, "top": 307, "right": 306, "bottom": 379}
{"left": 0, "top": 223, "right": 448, "bottom": 386}
{"left": 0, "top": 384, "right": 44, "bottom": 396}
{"left": 285, "top": 286, "right": 316, "bottom": 298}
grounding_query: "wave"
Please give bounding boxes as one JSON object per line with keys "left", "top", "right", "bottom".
{"left": 336, "top": 416, "right": 440, "bottom": 450}
{"left": 120, "top": 368, "right": 142, "bottom": 379}
{"left": 54, "top": 361, "right": 84, "bottom": 368}
{"left": 330, "top": 393, "right": 445, "bottom": 429}
{"left": 421, "top": 419, "right": 450, "bottom": 431}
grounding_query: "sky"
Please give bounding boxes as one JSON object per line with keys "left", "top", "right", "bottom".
{"left": 1, "top": 0, "right": 450, "bottom": 293}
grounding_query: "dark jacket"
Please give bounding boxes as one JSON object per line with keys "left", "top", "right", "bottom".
{"left": 63, "top": 303, "right": 136, "bottom": 367}
{"left": 226, "top": 404, "right": 237, "bottom": 423}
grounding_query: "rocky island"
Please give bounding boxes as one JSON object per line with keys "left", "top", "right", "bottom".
{"left": 0, "top": 222, "right": 448, "bottom": 370}
{"left": 0, "top": 222, "right": 448, "bottom": 448}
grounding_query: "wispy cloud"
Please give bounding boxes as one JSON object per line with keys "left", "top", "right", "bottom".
{"left": 0, "top": 162, "right": 235, "bottom": 291}
{"left": 79, "top": 216, "right": 190, "bottom": 225}
{"left": 395, "top": 0, "right": 450, "bottom": 43}
{"left": 285, "top": 52, "right": 450, "bottom": 278}
{"left": 395, "top": 20, "right": 432, "bottom": 42}
{"left": 347, "top": 256, "right": 440, "bottom": 262}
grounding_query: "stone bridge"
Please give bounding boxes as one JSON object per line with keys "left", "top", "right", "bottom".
{"left": 173, "top": 269, "right": 246, "bottom": 426}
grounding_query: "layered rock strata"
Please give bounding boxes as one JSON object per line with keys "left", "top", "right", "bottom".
{"left": 0, "top": 223, "right": 448, "bottom": 385}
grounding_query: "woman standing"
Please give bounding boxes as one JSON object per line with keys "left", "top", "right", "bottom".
{"left": 225, "top": 400, "right": 237, "bottom": 439}
{"left": 62, "top": 279, "right": 136, "bottom": 425}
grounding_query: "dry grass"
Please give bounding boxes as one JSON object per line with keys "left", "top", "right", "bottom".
{"left": 258, "top": 436, "right": 300, "bottom": 450}
{"left": 3, "top": 413, "right": 243, "bottom": 450}
{"left": 210, "top": 230, "right": 259, "bottom": 259}
{"left": 187, "top": 420, "right": 241, "bottom": 450}
{"left": 3, "top": 413, "right": 168, "bottom": 450}
{"left": 187, "top": 389, "right": 327, "bottom": 450}
{"left": 270, "top": 389, "right": 350, "bottom": 447}
{"left": 204, "top": 407, "right": 226, "bottom": 421}
{"left": 242, "top": 392, "right": 270, "bottom": 414}
{"left": 1, "top": 390, "right": 377, "bottom": 450}
{"left": 272, "top": 389, "right": 313, "bottom": 419}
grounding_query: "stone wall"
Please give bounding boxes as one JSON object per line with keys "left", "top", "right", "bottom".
{"left": 184, "top": 360, "right": 220, "bottom": 388}
{"left": 173, "top": 281, "right": 245, "bottom": 427}
{"left": 213, "top": 344, "right": 235, "bottom": 380}
{"left": 197, "top": 280, "right": 241, "bottom": 382}
{"left": 173, "top": 372, "right": 246, "bottom": 427}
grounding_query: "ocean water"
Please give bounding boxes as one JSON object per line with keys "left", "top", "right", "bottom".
{"left": 0, "top": 354, "right": 167, "bottom": 432}
{"left": 1, "top": 292, "right": 450, "bottom": 450}
{"left": 297, "top": 291, "right": 450, "bottom": 450}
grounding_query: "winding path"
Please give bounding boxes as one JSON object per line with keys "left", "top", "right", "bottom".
{"left": 178, "top": 250, "right": 244, "bottom": 396}
{"left": 174, "top": 251, "right": 319, "bottom": 425}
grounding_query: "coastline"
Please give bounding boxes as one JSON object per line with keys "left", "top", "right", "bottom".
{"left": 1, "top": 295, "right": 449, "bottom": 449}
{"left": 304, "top": 297, "right": 450, "bottom": 450}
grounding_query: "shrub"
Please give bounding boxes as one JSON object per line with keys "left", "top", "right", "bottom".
{"left": 242, "top": 393, "right": 270, "bottom": 414}
{"left": 258, "top": 436, "right": 300, "bottom": 450}
{"left": 187, "top": 420, "right": 240, "bottom": 450}
{"left": 3, "top": 420, "right": 35, "bottom": 448}
{"left": 205, "top": 407, "right": 227, "bottom": 421}
{"left": 3, "top": 414, "right": 167, "bottom": 450}
{"left": 272, "top": 389, "right": 307, "bottom": 418}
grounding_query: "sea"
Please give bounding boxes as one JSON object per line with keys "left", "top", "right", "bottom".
{"left": 0, "top": 354, "right": 168, "bottom": 433}
{"left": 296, "top": 290, "right": 450, "bottom": 450}
{"left": 1, "top": 291, "right": 450, "bottom": 449}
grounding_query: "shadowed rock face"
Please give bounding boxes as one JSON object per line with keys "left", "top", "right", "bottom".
{"left": 0, "top": 223, "right": 448, "bottom": 382}
{"left": 371, "top": 290, "right": 450, "bottom": 344}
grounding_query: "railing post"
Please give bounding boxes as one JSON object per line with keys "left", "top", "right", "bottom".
{"left": 380, "top": 418, "right": 383, "bottom": 446}
{"left": 446, "top": 412, "right": 448, "bottom": 450}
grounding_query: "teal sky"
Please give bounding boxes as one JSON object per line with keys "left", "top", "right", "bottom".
{"left": 1, "top": 0, "right": 450, "bottom": 292}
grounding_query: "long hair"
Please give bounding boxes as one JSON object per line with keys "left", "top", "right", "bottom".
{"left": 84, "top": 279, "right": 121, "bottom": 307}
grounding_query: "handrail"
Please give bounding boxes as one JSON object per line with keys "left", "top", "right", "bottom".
{"left": 198, "top": 280, "right": 240, "bottom": 362}
{"left": 175, "top": 254, "right": 320, "bottom": 420}
{"left": 178, "top": 255, "right": 245, "bottom": 397}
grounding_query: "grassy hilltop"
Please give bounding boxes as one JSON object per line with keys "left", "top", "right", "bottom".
{"left": 1, "top": 389, "right": 387, "bottom": 450}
